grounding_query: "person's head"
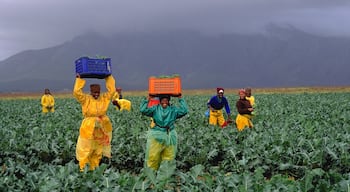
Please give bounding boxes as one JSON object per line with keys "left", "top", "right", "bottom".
{"left": 159, "top": 95, "right": 171, "bottom": 108}
{"left": 90, "top": 84, "right": 101, "bottom": 99}
{"left": 245, "top": 87, "right": 252, "bottom": 97}
{"left": 238, "top": 89, "right": 246, "bottom": 99}
{"left": 44, "top": 88, "right": 51, "bottom": 95}
{"left": 116, "top": 87, "right": 122, "bottom": 93}
{"left": 216, "top": 87, "right": 224, "bottom": 98}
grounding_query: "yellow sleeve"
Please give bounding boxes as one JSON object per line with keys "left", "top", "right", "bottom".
{"left": 246, "top": 96, "right": 255, "bottom": 106}
{"left": 41, "top": 95, "right": 47, "bottom": 107}
{"left": 73, "top": 78, "right": 87, "bottom": 104}
{"left": 112, "top": 92, "right": 120, "bottom": 101}
{"left": 251, "top": 96, "right": 255, "bottom": 106}
{"left": 101, "top": 75, "right": 116, "bottom": 100}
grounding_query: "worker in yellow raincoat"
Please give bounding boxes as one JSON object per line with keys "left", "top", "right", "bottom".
{"left": 41, "top": 88, "right": 55, "bottom": 113}
{"left": 245, "top": 87, "right": 256, "bottom": 116}
{"left": 73, "top": 73, "right": 116, "bottom": 171}
{"left": 207, "top": 88, "right": 232, "bottom": 127}
{"left": 235, "top": 89, "right": 254, "bottom": 131}
{"left": 245, "top": 87, "right": 255, "bottom": 107}
{"left": 111, "top": 87, "right": 132, "bottom": 111}
{"left": 140, "top": 94, "right": 188, "bottom": 171}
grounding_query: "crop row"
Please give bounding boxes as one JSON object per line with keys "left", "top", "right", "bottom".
{"left": 0, "top": 93, "right": 349, "bottom": 191}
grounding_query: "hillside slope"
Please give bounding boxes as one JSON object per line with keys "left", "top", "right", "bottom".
{"left": 0, "top": 27, "right": 349, "bottom": 92}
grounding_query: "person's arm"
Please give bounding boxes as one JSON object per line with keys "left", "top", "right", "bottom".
{"left": 41, "top": 95, "right": 47, "bottom": 107}
{"left": 102, "top": 75, "right": 116, "bottom": 99}
{"left": 224, "top": 97, "right": 231, "bottom": 117}
{"left": 112, "top": 92, "right": 120, "bottom": 101}
{"left": 73, "top": 74, "right": 87, "bottom": 104}
{"left": 140, "top": 97, "right": 155, "bottom": 117}
{"left": 207, "top": 98, "right": 211, "bottom": 108}
{"left": 207, "top": 96, "right": 216, "bottom": 110}
{"left": 251, "top": 96, "right": 255, "bottom": 107}
{"left": 175, "top": 97, "right": 189, "bottom": 119}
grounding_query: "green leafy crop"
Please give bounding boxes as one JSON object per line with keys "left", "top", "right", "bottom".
{"left": 0, "top": 93, "right": 349, "bottom": 191}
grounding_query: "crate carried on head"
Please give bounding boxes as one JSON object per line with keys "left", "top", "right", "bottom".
{"left": 75, "top": 57, "right": 112, "bottom": 79}
{"left": 148, "top": 75, "right": 182, "bottom": 97}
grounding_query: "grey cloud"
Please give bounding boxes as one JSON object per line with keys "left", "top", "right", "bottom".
{"left": 1, "top": 0, "right": 350, "bottom": 60}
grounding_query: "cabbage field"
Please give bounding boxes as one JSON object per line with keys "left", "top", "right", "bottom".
{"left": 0, "top": 92, "right": 349, "bottom": 191}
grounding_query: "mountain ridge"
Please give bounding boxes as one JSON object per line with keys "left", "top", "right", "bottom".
{"left": 0, "top": 27, "right": 349, "bottom": 92}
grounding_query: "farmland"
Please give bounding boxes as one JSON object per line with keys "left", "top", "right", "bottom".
{"left": 0, "top": 90, "right": 349, "bottom": 191}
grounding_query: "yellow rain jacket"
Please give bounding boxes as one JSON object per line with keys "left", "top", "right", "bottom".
{"left": 112, "top": 93, "right": 132, "bottom": 111}
{"left": 73, "top": 75, "right": 116, "bottom": 171}
{"left": 245, "top": 96, "right": 255, "bottom": 107}
{"left": 246, "top": 95, "right": 256, "bottom": 116}
{"left": 41, "top": 94, "right": 55, "bottom": 113}
{"left": 112, "top": 91, "right": 121, "bottom": 100}
{"left": 116, "top": 99, "right": 132, "bottom": 111}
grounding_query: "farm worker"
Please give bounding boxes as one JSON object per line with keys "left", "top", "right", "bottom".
{"left": 112, "top": 99, "right": 132, "bottom": 111}
{"left": 245, "top": 87, "right": 256, "bottom": 115}
{"left": 112, "top": 87, "right": 132, "bottom": 111}
{"left": 245, "top": 87, "right": 255, "bottom": 107}
{"left": 235, "top": 89, "right": 254, "bottom": 131}
{"left": 73, "top": 73, "right": 116, "bottom": 171}
{"left": 140, "top": 94, "right": 188, "bottom": 171}
{"left": 41, "top": 88, "right": 55, "bottom": 113}
{"left": 207, "top": 88, "right": 232, "bottom": 127}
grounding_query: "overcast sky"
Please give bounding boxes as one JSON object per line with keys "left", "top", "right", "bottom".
{"left": 1, "top": 0, "right": 350, "bottom": 61}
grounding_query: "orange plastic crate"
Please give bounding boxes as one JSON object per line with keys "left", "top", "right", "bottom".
{"left": 149, "top": 76, "right": 182, "bottom": 96}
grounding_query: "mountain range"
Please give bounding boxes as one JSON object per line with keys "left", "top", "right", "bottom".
{"left": 0, "top": 25, "right": 349, "bottom": 92}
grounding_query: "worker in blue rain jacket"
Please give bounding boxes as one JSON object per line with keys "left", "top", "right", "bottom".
{"left": 207, "top": 87, "right": 232, "bottom": 127}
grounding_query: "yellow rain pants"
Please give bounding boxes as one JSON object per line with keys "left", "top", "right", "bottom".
{"left": 235, "top": 114, "right": 253, "bottom": 131}
{"left": 76, "top": 116, "right": 113, "bottom": 171}
{"left": 209, "top": 109, "right": 225, "bottom": 126}
{"left": 145, "top": 128, "right": 177, "bottom": 171}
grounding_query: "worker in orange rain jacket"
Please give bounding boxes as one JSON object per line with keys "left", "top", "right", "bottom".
{"left": 112, "top": 87, "right": 132, "bottom": 111}
{"left": 73, "top": 73, "right": 116, "bottom": 171}
{"left": 235, "top": 89, "right": 254, "bottom": 131}
{"left": 41, "top": 88, "right": 55, "bottom": 113}
{"left": 207, "top": 88, "right": 232, "bottom": 127}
